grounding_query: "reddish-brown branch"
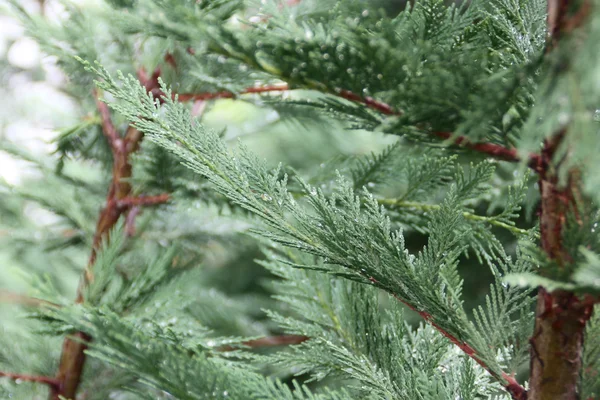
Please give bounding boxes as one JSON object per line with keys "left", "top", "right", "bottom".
{"left": 94, "top": 89, "right": 121, "bottom": 153}
{"left": 503, "top": 372, "right": 528, "bottom": 400}
{"left": 367, "top": 278, "right": 526, "bottom": 398}
{"left": 528, "top": 133, "right": 591, "bottom": 400}
{"left": 336, "top": 94, "right": 540, "bottom": 165}
{"left": 51, "top": 70, "right": 168, "bottom": 400}
{"left": 0, "top": 371, "right": 60, "bottom": 390}
{"left": 338, "top": 90, "right": 538, "bottom": 164}
{"left": 117, "top": 194, "right": 170, "bottom": 209}
{"left": 337, "top": 89, "right": 396, "bottom": 115}
{"left": 172, "top": 82, "right": 540, "bottom": 166}
{"left": 242, "top": 335, "right": 309, "bottom": 348}
{"left": 433, "top": 131, "right": 541, "bottom": 167}
{"left": 0, "top": 291, "right": 60, "bottom": 308}
{"left": 157, "top": 51, "right": 541, "bottom": 165}
{"left": 217, "top": 335, "right": 309, "bottom": 352}
{"left": 547, "top": 0, "right": 592, "bottom": 46}
{"left": 176, "top": 84, "right": 288, "bottom": 102}
{"left": 125, "top": 206, "right": 140, "bottom": 237}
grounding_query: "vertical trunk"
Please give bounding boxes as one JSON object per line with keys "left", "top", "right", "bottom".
{"left": 528, "top": 142, "right": 594, "bottom": 399}
{"left": 51, "top": 333, "right": 90, "bottom": 400}
{"left": 527, "top": 2, "right": 595, "bottom": 399}
{"left": 529, "top": 289, "right": 593, "bottom": 400}
{"left": 51, "top": 128, "right": 143, "bottom": 400}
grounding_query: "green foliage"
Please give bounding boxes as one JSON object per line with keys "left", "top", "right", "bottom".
{"left": 81, "top": 60, "right": 537, "bottom": 388}
{"left": 583, "top": 312, "right": 600, "bottom": 399}
{"left": 1, "top": 0, "right": 599, "bottom": 399}
{"left": 260, "top": 249, "right": 503, "bottom": 399}
{"left": 47, "top": 305, "right": 352, "bottom": 400}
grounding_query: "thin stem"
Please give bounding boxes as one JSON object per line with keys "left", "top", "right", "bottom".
{"left": 51, "top": 69, "right": 169, "bottom": 400}
{"left": 243, "top": 335, "right": 309, "bottom": 347}
{"left": 172, "top": 83, "right": 541, "bottom": 167}
{"left": 176, "top": 84, "right": 288, "bottom": 102}
{"left": 337, "top": 89, "right": 396, "bottom": 115}
{"left": 366, "top": 275, "right": 527, "bottom": 397}
{"left": 378, "top": 199, "right": 532, "bottom": 236}
{"left": 94, "top": 89, "right": 121, "bottom": 153}
{"left": 0, "top": 291, "right": 60, "bottom": 308}
{"left": 217, "top": 335, "right": 309, "bottom": 351}
{"left": 0, "top": 371, "right": 60, "bottom": 390}
{"left": 117, "top": 194, "right": 170, "bottom": 208}
{"left": 432, "top": 131, "right": 540, "bottom": 167}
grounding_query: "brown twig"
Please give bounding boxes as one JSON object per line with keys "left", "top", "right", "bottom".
{"left": 503, "top": 373, "right": 528, "bottom": 400}
{"left": 366, "top": 277, "right": 527, "bottom": 397}
{"left": 160, "top": 47, "right": 541, "bottom": 166}
{"left": 337, "top": 89, "right": 396, "bottom": 115}
{"left": 176, "top": 84, "right": 288, "bottom": 102}
{"left": 217, "top": 335, "right": 309, "bottom": 352}
{"left": 0, "top": 291, "right": 60, "bottom": 308}
{"left": 125, "top": 206, "right": 140, "bottom": 237}
{"left": 51, "top": 71, "right": 168, "bottom": 400}
{"left": 117, "top": 194, "right": 170, "bottom": 209}
{"left": 172, "top": 83, "right": 540, "bottom": 166}
{"left": 0, "top": 371, "right": 60, "bottom": 390}
{"left": 432, "top": 131, "right": 542, "bottom": 167}
{"left": 93, "top": 89, "right": 121, "bottom": 153}
{"left": 547, "top": 0, "right": 592, "bottom": 46}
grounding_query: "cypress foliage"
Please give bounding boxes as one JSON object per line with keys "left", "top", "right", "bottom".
{"left": 0, "top": 1, "right": 599, "bottom": 399}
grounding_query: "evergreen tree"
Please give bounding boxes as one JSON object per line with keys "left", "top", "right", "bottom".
{"left": 0, "top": 0, "right": 599, "bottom": 399}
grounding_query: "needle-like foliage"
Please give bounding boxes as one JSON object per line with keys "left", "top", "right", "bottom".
{"left": 1, "top": 1, "right": 599, "bottom": 399}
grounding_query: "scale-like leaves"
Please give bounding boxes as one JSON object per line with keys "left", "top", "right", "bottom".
{"left": 85, "top": 62, "right": 536, "bottom": 387}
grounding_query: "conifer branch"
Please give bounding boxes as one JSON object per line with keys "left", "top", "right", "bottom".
{"left": 149, "top": 51, "right": 537, "bottom": 166}
{"left": 10, "top": 1, "right": 600, "bottom": 399}
{"left": 90, "top": 63, "right": 534, "bottom": 399}
{"left": 368, "top": 275, "right": 527, "bottom": 398}
{"left": 171, "top": 80, "right": 541, "bottom": 167}
{"left": 51, "top": 69, "right": 169, "bottom": 400}
{"left": 0, "top": 371, "right": 60, "bottom": 390}
{"left": 378, "top": 199, "right": 532, "bottom": 236}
